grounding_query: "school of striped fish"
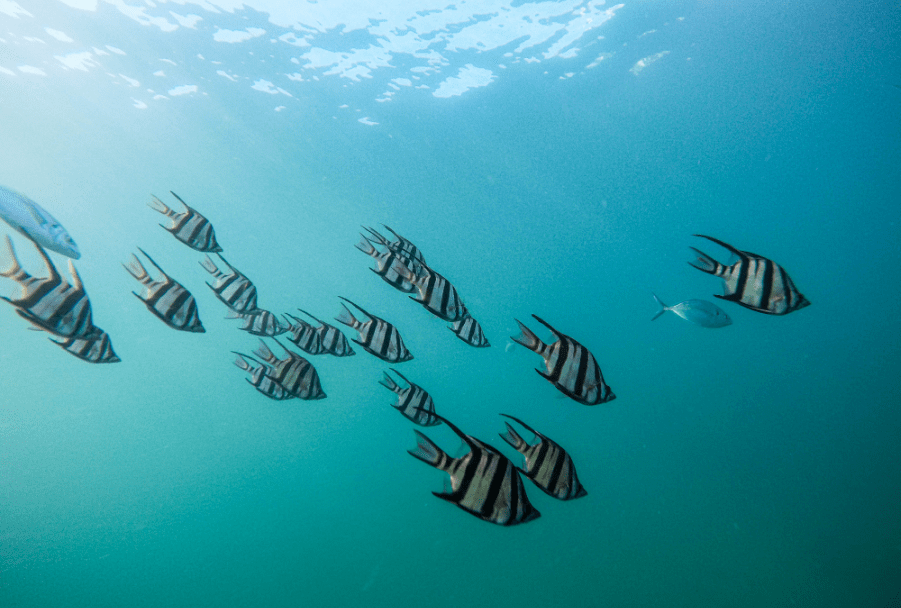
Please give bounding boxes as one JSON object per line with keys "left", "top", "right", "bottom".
{"left": 0, "top": 186, "right": 812, "bottom": 527}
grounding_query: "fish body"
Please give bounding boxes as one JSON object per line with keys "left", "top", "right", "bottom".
{"left": 148, "top": 191, "right": 222, "bottom": 252}
{"left": 284, "top": 313, "right": 324, "bottom": 354}
{"left": 296, "top": 309, "right": 355, "bottom": 357}
{"left": 449, "top": 312, "right": 490, "bottom": 348}
{"left": 124, "top": 248, "right": 204, "bottom": 333}
{"left": 227, "top": 309, "right": 288, "bottom": 336}
{"left": 392, "top": 261, "right": 468, "bottom": 322}
{"left": 233, "top": 352, "right": 295, "bottom": 401}
{"left": 252, "top": 338, "right": 326, "bottom": 400}
{"left": 408, "top": 413, "right": 540, "bottom": 526}
{"left": 379, "top": 368, "right": 440, "bottom": 426}
{"left": 200, "top": 254, "right": 259, "bottom": 314}
{"left": 0, "top": 185, "right": 80, "bottom": 259}
{"left": 499, "top": 414, "right": 587, "bottom": 500}
{"left": 1, "top": 235, "right": 96, "bottom": 338}
{"left": 334, "top": 296, "right": 412, "bottom": 363}
{"left": 511, "top": 314, "right": 615, "bottom": 405}
{"left": 355, "top": 234, "right": 417, "bottom": 293}
{"left": 689, "top": 235, "right": 810, "bottom": 315}
{"left": 651, "top": 294, "right": 732, "bottom": 328}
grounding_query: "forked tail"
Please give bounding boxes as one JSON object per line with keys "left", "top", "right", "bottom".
{"left": 510, "top": 319, "right": 546, "bottom": 353}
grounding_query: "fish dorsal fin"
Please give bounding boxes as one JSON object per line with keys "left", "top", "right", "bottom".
{"left": 337, "top": 296, "right": 374, "bottom": 321}
{"left": 693, "top": 234, "right": 747, "bottom": 260}
{"left": 499, "top": 413, "right": 543, "bottom": 444}
{"left": 27, "top": 237, "right": 60, "bottom": 283}
{"left": 530, "top": 314, "right": 567, "bottom": 340}
{"left": 136, "top": 247, "right": 168, "bottom": 279}
{"left": 168, "top": 191, "right": 190, "bottom": 213}
{"left": 66, "top": 260, "right": 85, "bottom": 293}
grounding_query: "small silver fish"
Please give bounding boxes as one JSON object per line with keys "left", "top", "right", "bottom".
{"left": 0, "top": 185, "right": 80, "bottom": 259}
{"left": 651, "top": 293, "right": 732, "bottom": 328}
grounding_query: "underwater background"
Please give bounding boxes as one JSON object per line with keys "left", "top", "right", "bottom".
{"left": 2, "top": 0, "right": 900, "bottom": 606}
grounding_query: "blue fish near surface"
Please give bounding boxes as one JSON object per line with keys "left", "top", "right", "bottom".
{"left": 0, "top": 185, "right": 80, "bottom": 259}
{"left": 652, "top": 293, "right": 732, "bottom": 328}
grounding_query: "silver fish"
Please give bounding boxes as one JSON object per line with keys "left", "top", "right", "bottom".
{"left": 651, "top": 294, "right": 732, "bottom": 328}
{"left": 0, "top": 185, "right": 80, "bottom": 259}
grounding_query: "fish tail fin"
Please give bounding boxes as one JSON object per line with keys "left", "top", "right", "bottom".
{"left": 499, "top": 422, "right": 526, "bottom": 451}
{"left": 688, "top": 247, "right": 720, "bottom": 275}
{"left": 122, "top": 253, "right": 151, "bottom": 284}
{"left": 148, "top": 194, "right": 174, "bottom": 217}
{"left": 362, "top": 226, "right": 389, "bottom": 247}
{"left": 651, "top": 293, "right": 667, "bottom": 321}
{"left": 335, "top": 303, "right": 358, "bottom": 328}
{"left": 0, "top": 235, "right": 25, "bottom": 280}
{"left": 251, "top": 339, "right": 276, "bottom": 364}
{"left": 510, "top": 319, "right": 545, "bottom": 353}
{"left": 199, "top": 255, "right": 218, "bottom": 275}
{"left": 408, "top": 430, "right": 449, "bottom": 471}
{"left": 378, "top": 370, "right": 399, "bottom": 393}
{"left": 354, "top": 234, "right": 377, "bottom": 256}
{"left": 233, "top": 352, "right": 255, "bottom": 372}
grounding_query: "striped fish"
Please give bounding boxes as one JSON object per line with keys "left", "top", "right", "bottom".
{"left": 379, "top": 368, "right": 440, "bottom": 426}
{"left": 233, "top": 352, "right": 295, "bottom": 401}
{"left": 284, "top": 313, "right": 324, "bottom": 355}
{"left": 355, "top": 234, "right": 417, "bottom": 293}
{"left": 0, "top": 184, "right": 80, "bottom": 259}
{"left": 392, "top": 261, "right": 468, "bottom": 322}
{"left": 226, "top": 309, "right": 288, "bottom": 336}
{"left": 449, "top": 313, "right": 490, "bottom": 348}
{"left": 199, "top": 254, "right": 259, "bottom": 314}
{"left": 408, "top": 413, "right": 541, "bottom": 526}
{"left": 498, "top": 414, "right": 587, "bottom": 500}
{"left": 0, "top": 235, "right": 96, "bottom": 338}
{"left": 334, "top": 296, "right": 412, "bottom": 363}
{"left": 252, "top": 338, "right": 326, "bottom": 400}
{"left": 295, "top": 309, "right": 356, "bottom": 357}
{"left": 511, "top": 314, "right": 615, "bottom": 406}
{"left": 50, "top": 327, "right": 120, "bottom": 364}
{"left": 689, "top": 235, "right": 811, "bottom": 315}
{"left": 124, "top": 248, "right": 205, "bottom": 333}
{"left": 148, "top": 191, "right": 222, "bottom": 252}
{"left": 363, "top": 225, "right": 426, "bottom": 268}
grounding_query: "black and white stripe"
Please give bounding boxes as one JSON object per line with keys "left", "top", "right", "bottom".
{"left": 689, "top": 235, "right": 811, "bottom": 315}
{"left": 284, "top": 313, "right": 324, "bottom": 354}
{"left": 449, "top": 313, "right": 490, "bottom": 348}
{"left": 379, "top": 368, "right": 440, "bottom": 426}
{"left": 124, "top": 248, "right": 205, "bottom": 333}
{"left": 392, "top": 261, "right": 467, "bottom": 322}
{"left": 200, "top": 253, "right": 259, "bottom": 314}
{"left": 498, "top": 414, "right": 587, "bottom": 500}
{"left": 50, "top": 327, "right": 120, "bottom": 364}
{"left": 408, "top": 413, "right": 541, "bottom": 526}
{"left": 0, "top": 235, "right": 96, "bottom": 338}
{"left": 334, "top": 297, "right": 412, "bottom": 363}
{"left": 295, "top": 309, "right": 355, "bottom": 357}
{"left": 252, "top": 338, "right": 326, "bottom": 400}
{"left": 355, "top": 233, "right": 417, "bottom": 293}
{"left": 148, "top": 191, "right": 222, "bottom": 253}
{"left": 227, "top": 309, "right": 288, "bottom": 336}
{"left": 233, "top": 352, "right": 294, "bottom": 401}
{"left": 511, "top": 314, "right": 615, "bottom": 405}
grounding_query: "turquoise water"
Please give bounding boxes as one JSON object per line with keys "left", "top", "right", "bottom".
{"left": 2, "top": 1, "right": 900, "bottom": 606}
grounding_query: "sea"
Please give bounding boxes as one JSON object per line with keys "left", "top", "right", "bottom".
{"left": 2, "top": 1, "right": 900, "bottom": 606}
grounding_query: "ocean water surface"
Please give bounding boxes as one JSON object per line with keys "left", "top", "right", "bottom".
{"left": 2, "top": 1, "right": 900, "bottom": 606}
